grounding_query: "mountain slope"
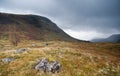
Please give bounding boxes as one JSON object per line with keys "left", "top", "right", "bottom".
{"left": 0, "top": 12, "right": 80, "bottom": 42}
{"left": 91, "top": 34, "right": 120, "bottom": 42}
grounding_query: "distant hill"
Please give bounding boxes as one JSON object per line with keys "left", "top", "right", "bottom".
{"left": 0, "top": 12, "right": 85, "bottom": 45}
{"left": 91, "top": 34, "right": 120, "bottom": 42}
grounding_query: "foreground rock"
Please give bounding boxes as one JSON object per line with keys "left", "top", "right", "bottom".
{"left": 35, "top": 58, "right": 61, "bottom": 73}
{"left": 2, "top": 58, "right": 15, "bottom": 63}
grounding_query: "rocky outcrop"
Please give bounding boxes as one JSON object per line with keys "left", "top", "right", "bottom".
{"left": 35, "top": 58, "right": 61, "bottom": 73}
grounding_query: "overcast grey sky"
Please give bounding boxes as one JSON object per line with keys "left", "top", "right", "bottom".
{"left": 0, "top": 0, "right": 120, "bottom": 40}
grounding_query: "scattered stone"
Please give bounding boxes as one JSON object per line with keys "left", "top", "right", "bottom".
{"left": 32, "top": 44, "right": 36, "bottom": 47}
{"left": 35, "top": 58, "right": 61, "bottom": 73}
{"left": 58, "top": 52, "right": 63, "bottom": 58}
{"left": 58, "top": 52, "right": 62, "bottom": 55}
{"left": 48, "top": 60, "right": 61, "bottom": 73}
{"left": 15, "top": 48, "right": 29, "bottom": 53}
{"left": 2, "top": 58, "right": 15, "bottom": 63}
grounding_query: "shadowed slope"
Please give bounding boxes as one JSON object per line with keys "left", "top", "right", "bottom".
{"left": 0, "top": 13, "right": 82, "bottom": 42}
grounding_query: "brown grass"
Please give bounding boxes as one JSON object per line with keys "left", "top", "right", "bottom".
{"left": 0, "top": 41, "right": 120, "bottom": 76}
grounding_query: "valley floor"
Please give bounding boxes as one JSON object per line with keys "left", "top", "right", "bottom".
{"left": 0, "top": 40, "right": 120, "bottom": 76}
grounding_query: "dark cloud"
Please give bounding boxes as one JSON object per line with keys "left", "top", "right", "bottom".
{"left": 54, "top": 0, "right": 120, "bottom": 31}
{"left": 0, "top": 0, "right": 120, "bottom": 40}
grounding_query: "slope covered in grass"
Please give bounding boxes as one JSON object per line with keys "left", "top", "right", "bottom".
{"left": 0, "top": 41, "right": 120, "bottom": 76}
{"left": 0, "top": 12, "right": 79, "bottom": 43}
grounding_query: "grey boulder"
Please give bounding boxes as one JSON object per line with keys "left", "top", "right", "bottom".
{"left": 15, "top": 48, "right": 29, "bottom": 53}
{"left": 35, "top": 58, "right": 61, "bottom": 73}
{"left": 2, "top": 58, "right": 15, "bottom": 63}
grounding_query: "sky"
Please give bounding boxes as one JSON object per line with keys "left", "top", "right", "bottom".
{"left": 0, "top": 0, "right": 120, "bottom": 40}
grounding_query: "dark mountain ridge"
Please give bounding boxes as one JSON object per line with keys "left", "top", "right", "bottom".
{"left": 91, "top": 34, "right": 120, "bottom": 42}
{"left": 0, "top": 12, "right": 85, "bottom": 44}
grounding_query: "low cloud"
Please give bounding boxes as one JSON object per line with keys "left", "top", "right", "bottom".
{"left": 64, "top": 29, "right": 118, "bottom": 40}
{"left": 0, "top": 0, "right": 120, "bottom": 40}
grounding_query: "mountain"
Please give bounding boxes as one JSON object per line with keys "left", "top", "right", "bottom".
{"left": 0, "top": 12, "right": 84, "bottom": 44}
{"left": 91, "top": 34, "right": 120, "bottom": 42}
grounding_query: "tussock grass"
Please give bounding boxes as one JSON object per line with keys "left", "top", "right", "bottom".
{"left": 0, "top": 41, "right": 120, "bottom": 76}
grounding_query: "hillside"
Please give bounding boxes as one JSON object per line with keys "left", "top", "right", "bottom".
{"left": 91, "top": 34, "right": 120, "bottom": 42}
{"left": 0, "top": 13, "right": 120, "bottom": 76}
{"left": 0, "top": 13, "right": 80, "bottom": 43}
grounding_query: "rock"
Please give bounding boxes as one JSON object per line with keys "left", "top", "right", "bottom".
{"left": 2, "top": 58, "right": 15, "bottom": 63}
{"left": 32, "top": 44, "right": 36, "bottom": 47}
{"left": 58, "top": 52, "right": 63, "bottom": 58}
{"left": 35, "top": 58, "right": 61, "bottom": 73}
{"left": 15, "top": 48, "right": 29, "bottom": 53}
{"left": 35, "top": 58, "right": 48, "bottom": 72}
{"left": 48, "top": 60, "right": 61, "bottom": 73}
